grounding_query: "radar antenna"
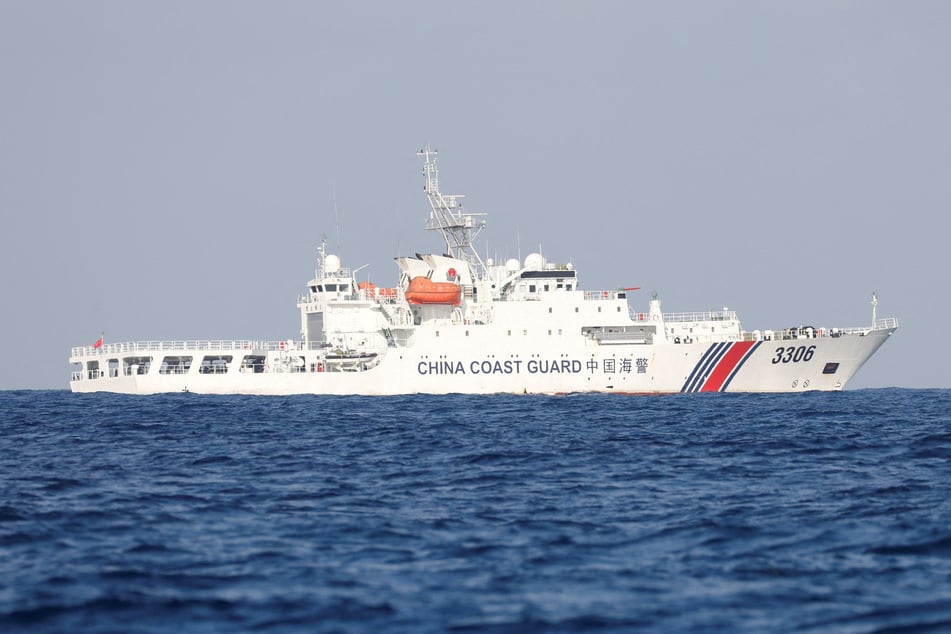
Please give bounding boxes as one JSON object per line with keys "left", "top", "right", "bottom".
{"left": 317, "top": 234, "right": 328, "bottom": 276}
{"left": 419, "top": 145, "right": 486, "bottom": 272}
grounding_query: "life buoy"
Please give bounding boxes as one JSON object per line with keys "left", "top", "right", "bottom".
{"left": 317, "top": 363, "right": 323, "bottom": 372}
{"left": 652, "top": 314, "right": 659, "bottom": 321}
{"left": 447, "top": 267, "right": 457, "bottom": 280}
{"left": 279, "top": 341, "right": 285, "bottom": 350}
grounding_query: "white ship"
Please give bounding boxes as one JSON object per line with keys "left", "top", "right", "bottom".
{"left": 69, "top": 147, "right": 897, "bottom": 395}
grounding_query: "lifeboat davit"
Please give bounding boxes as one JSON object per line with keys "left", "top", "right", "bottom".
{"left": 405, "top": 276, "right": 461, "bottom": 306}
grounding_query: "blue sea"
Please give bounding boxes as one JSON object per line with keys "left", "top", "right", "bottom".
{"left": 1, "top": 389, "right": 949, "bottom": 633}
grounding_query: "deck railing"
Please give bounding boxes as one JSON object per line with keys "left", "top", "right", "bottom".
{"left": 662, "top": 310, "right": 738, "bottom": 323}
{"left": 70, "top": 318, "right": 899, "bottom": 359}
{"left": 740, "top": 317, "right": 899, "bottom": 341}
{"left": 70, "top": 340, "right": 325, "bottom": 357}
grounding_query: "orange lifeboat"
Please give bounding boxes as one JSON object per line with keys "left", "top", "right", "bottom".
{"left": 405, "top": 276, "right": 461, "bottom": 306}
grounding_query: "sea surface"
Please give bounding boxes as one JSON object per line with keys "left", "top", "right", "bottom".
{"left": 1, "top": 389, "right": 949, "bottom": 633}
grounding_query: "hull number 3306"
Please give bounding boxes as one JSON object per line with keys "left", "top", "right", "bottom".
{"left": 772, "top": 345, "right": 816, "bottom": 364}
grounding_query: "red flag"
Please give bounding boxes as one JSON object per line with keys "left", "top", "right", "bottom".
{"left": 93, "top": 335, "right": 103, "bottom": 349}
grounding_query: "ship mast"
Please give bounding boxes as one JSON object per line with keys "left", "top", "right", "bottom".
{"left": 419, "top": 145, "right": 486, "bottom": 273}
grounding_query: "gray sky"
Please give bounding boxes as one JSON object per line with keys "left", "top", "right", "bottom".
{"left": 2, "top": 1, "right": 947, "bottom": 390}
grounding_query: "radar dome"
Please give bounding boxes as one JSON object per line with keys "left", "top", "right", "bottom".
{"left": 524, "top": 253, "right": 545, "bottom": 270}
{"left": 324, "top": 254, "right": 341, "bottom": 273}
{"left": 505, "top": 258, "right": 520, "bottom": 272}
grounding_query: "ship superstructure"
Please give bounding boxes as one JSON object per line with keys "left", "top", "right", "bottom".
{"left": 69, "top": 147, "right": 897, "bottom": 395}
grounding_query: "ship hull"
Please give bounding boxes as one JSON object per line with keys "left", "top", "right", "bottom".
{"left": 68, "top": 147, "right": 896, "bottom": 395}
{"left": 69, "top": 328, "right": 894, "bottom": 395}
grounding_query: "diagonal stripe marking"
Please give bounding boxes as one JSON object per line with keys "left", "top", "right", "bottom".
{"left": 720, "top": 341, "right": 762, "bottom": 392}
{"left": 682, "top": 343, "right": 726, "bottom": 393}
{"left": 699, "top": 341, "right": 757, "bottom": 392}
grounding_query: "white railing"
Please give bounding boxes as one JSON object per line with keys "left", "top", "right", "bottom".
{"left": 741, "top": 318, "right": 899, "bottom": 341}
{"left": 70, "top": 339, "right": 324, "bottom": 357}
{"left": 874, "top": 317, "right": 899, "bottom": 330}
{"left": 663, "top": 310, "right": 738, "bottom": 323}
{"left": 835, "top": 319, "right": 899, "bottom": 336}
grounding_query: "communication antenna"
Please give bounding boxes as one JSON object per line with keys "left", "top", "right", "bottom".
{"left": 419, "top": 145, "right": 487, "bottom": 273}
{"left": 516, "top": 225, "right": 521, "bottom": 265}
{"left": 394, "top": 207, "right": 401, "bottom": 258}
{"left": 871, "top": 291, "right": 878, "bottom": 328}
{"left": 318, "top": 233, "right": 328, "bottom": 274}
{"left": 332, "top": 184, "right": 341, "bottom": 252}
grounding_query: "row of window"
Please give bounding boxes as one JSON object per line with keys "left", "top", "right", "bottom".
{"left": 435, "top": 329, "right": 567, "bottom": 337}
{"left": 310, "top": 283, "right": 352, "bottom": 293}
{"left": 85, "top": 354, "right": 270, "bottom": 377}
{"left": 526, "top": 283, "right": 573, "bottom": 293}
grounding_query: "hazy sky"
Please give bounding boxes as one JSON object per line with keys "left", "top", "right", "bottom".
{"left": 2, "top": 1, "right": 948, "bottom": 390}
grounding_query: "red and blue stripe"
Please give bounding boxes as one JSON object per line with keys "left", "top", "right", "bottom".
{"left": 681, "top": 341, "right": 762, "bottom": 393}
